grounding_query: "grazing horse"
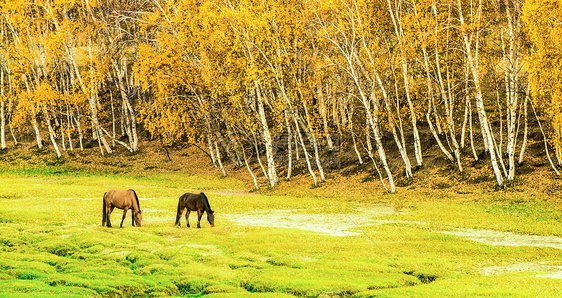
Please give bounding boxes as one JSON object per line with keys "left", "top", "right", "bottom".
{"left": 102, "top": 189, "right": 143, "bottom": 228}
{"left": 175, "top": 192, "right": 215, "bottom": 228}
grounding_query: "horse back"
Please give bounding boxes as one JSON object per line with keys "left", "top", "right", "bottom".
{"left": 105, "top": 189, "right": 138, "bottom": 210}
{"left": 179, "top": 193, "right": 205, "bottom": 211}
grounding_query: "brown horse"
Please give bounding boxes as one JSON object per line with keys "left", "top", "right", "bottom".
{"left": 102, "top": 189, "right": 143, "bottom": 228}
{"left": 175, "top": 192, "right": 215, "bottom": 228}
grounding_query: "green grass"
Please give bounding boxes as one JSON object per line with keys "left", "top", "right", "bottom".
{"left": 1, "top": 162, "right": 562, "bottom": 297}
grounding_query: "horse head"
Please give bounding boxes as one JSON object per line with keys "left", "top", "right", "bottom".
{"left": 207, "top": 210, "right": 215, "bottom": 227}
{"left": 135, "top": 210, "right": 143, "bottom": 227}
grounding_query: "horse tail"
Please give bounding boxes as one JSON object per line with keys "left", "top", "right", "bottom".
{"left": 102, "top": 192, "right": 107, "bottom": 226}
{"left": 130, "top": 189, "right": 140, "bottom": 211}
{"left": 200, "top": 192, "right": 213, "bottom": 213}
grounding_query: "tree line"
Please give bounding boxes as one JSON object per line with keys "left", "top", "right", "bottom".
{"left": 0, "top": 0, "right": 561, "bottom": 191}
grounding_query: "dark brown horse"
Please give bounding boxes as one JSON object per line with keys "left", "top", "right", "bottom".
{"left": 175, "top": 192, "right": 215, "bottom": 228}
{"left": 102, "top": 189, "right": 143, "bottom": 228}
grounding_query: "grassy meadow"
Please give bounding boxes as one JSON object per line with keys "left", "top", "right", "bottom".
{"left": 1, "top": 146, "right": 562, "bottom": 297}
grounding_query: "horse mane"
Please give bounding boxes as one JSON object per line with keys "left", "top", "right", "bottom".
{"left": 130, "top": 189, "right": 140, "bottom": 211}
{"left": 200, "top": 192, "right": 213, "bottom": 213}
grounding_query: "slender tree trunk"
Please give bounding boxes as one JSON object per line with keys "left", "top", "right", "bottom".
{"left": 255, "top": 84, "right": 279, "bottom": 188}
{"left": 293, "top": 112, "right": 318, "bottom": 186}
{"left": 239, "top": 139, "right": 259, "bottom": 189}
{"left": 72, "top": 108, "right": 84, "bottom": 151}
{"left": 9, "top": 122, "right": 17, "bottom": 146}
{"left": 317, "top": 85, "right": 334, "bottom": 151}
{"left": 503, "top": 3, "right": 521, "bottom": 181}
{"left": 284, "top": 109, "right": 293, "bottom": 180}
{"left": 468, "top": 101, "right": 478, "bottom": 161}
{"left": 458, "top": 0, "right": 504, "bottom": 185}
{"left": 214, "top": 140, "right": 227, "bottom": 177}
{"left": 43, "top": 106, "right": 61, "bottom": 158}
{"left": 461, "top": 94, "right": 469, "bottom": 149}
{"left": 225, "top": 122, "right": 243, "bottom": 167}
{"left": 370, "top": 105, "right": 396, "bottom": 193}
{"left": 421, "top": 46, "right": 455, "bottom": 164}
{"left": 193, "top": 108, "right": 216, "bottom": 166}
{"left": 66, "top": 107, "right": 73, "bottom": 152}
{"left": 252, "top": 132, "right": 269, "bottom": 181}
{"left": 302, "top": 100, "right": 325, "bottom": 183}
{"left": 348, "top": 107, "right": 363, "bottom": 164}
{"left": 214, "top": 126, "right": 238, "bottom": 166}
{"left": 518, "top": 86, "right": 529, "bottom": 164}
{"left": 356, "top": 80, "right": 395, "bottom": 192}
{"left": 530, "top": 99, "right": 560, "bottom": 175}
{"left": 112, "top": 59, "right": 138, "bottom": 151}
{"left": 110, "top": 92, "right": 116, "bottom": 147}
{"left": 0, "top": 105, "right": 4, "bottom": 149}
{"left": 86, "top": 38, "right": 112, "bottom": 154}
{"left": 0, "top": 67, "right": 5, "bottom": 149}
{"left": 30, "top": 104, "right": 44, "bottom": 149}
{"left": 358, "top": 37, "right": 412, "bottom": 177}
{"left": 365, "top": 125, "right": 388, "bottom": 193}
{"left": 382, "top": 77, "right": 413, "bottom": 177}
{"left": 60, "top": 124, "right": 66, "bottom": 151}
{"left": 387, "top": 0, "right": 423, "bottom": 167}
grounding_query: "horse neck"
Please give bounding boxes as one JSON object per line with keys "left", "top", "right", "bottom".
{"left": 131, "top": 193, "right": 140, "bottom": 213}
{"left": 201, "top": 194, "right": 212, "bottom": 212}
{"left": 132, "top": 202, "right": 139, "bottom": 213}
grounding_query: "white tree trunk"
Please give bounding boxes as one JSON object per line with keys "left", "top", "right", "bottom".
{"left": 348, "top": 107, "right": 363, "bottom": 164}
{"left": 530, "top": 99, "right": 560, "bottom": 175}
{"left": 420, "top": 45, "right": 455, "bottom": 165}
{"left": 43, "top": 106, "right": 61, "bottom": 158}
{"left": 214, "top": 140, "right": 227, "bottom": 177}
{"left": 204, "top": 116, "right": 218, "bottom": 167}
{"left": 518, "top": 87, "right": 529, "bottom": 164}
{"left": 502, "top": 4, "right": 521, "bottom": 181}
{"left": 30, "top": 105, "right": 43, "bottom": 149}
{"left": 293, "top": 113, "right": 318, "bottom": 186}
{"left": 252, "top": 133, "right": 269, "bottom": 181}
{"left": 0, "top": 68, "right": 5, "bottom": 149}
{"left": 365, "top": 125, "right": 389, "bottom": 193}
{"left": 113, "top": 59, "right": 138, "bottom": 151}
{"left": 302, "top": 100, "right": 326, "bottom": 183}
{"left": 317, "top": 85, "right": 334, "bottom": 151}
{"left": 240, "top": 139, "right": 259, "bottom": 189}
{"left": 387, "top": 0, "right": 423, "bottom": 167}
{"left": 284, "top": 110, "right": 293, "bottom": 180}
{"left": 458, "top": 0, "right": 504, "bottom": 186}
{"left": 255, "top": 84, "right": 279, "bottom": 188}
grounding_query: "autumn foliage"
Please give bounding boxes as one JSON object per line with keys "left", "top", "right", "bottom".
{"left": 0, "top": 0, "right": 561, "bottom": 191}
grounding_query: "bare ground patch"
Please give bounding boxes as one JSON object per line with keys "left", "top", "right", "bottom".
{"left": 226, "top": 204, "right": 401, "bottom": 237}
{"left": 438, "top": 229, "right": 562, "bottom": 250}
{"left": 480, "top": 262, "right": 562, "bottom": 279}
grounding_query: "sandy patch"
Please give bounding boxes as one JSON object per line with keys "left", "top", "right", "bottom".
{"left": 226, "top": 205, "right": 400, "bottom": 237}
{"left": 439, "top": 229, "right": 562, "bottom": 250}
{"left": 480, "top": 262, "right": 562, "bottom": 279}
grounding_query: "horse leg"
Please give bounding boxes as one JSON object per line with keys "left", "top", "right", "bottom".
{"left": 185, "top": 210, "right": 190, "bottom": 228}
{"left": 120, "top": 208, "right": 128, "bottom": 228}
{"left": 175, "top": 208, "right": 184, "bottom": 227}
{"left": 107, "top": 206, "right": 114, "bottom": 228}
{"left": 197, "top": 209, "right": 203, "bottom": 228}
